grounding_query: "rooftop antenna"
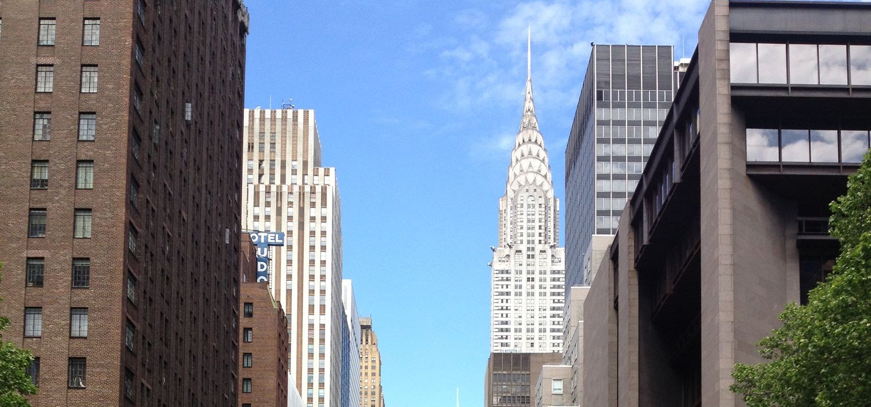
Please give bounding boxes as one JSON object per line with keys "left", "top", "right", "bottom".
{"left": 456, "top": 387, "right": 459, "bottom": 407}
{"left": 269, "top": 95, "right": 272, "bottom": 110}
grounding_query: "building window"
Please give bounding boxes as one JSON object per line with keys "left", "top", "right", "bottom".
{"left": 126, "top": 320, "right": 135, "bottom": 351}
{"left": 135, "top": 41, "right": 145, "bottom": 67}
{"left": 24, "top": 307, "right": 42, "bottom": 337}
{"left": 72, "top": 259, "right": 90, "bottom": 288}
{"left": 137, "top": 0, "right": 146, "bottom": 25}
{"left": 851, "top": 45, "right": 871, "bottom": 86}
{"left": 36, "top": 65, "right": 54, "bottom": 92}
{"left": 242, "top": 353, "right": 252, "bottom": 368}
{"left": 83, "top": 19, "right": 100, "bottom": 46}
{"left": 80, "top": 66, "right": 98, "bottom": 93}
{"left": 78, "top": 113, "right": 96, "bottom": 140}
{"left": 38, "top": 19, "right": 56, "bottom": 46}
{"left": 33, "top": 113, "right": 52, "bottom": 141}
{"left": 243, "top": 328, "right": 253, "bottom": 343}
{"left": 27, "top": 357, "right": 40, "bottom": 387}
{"left": 133, "top": 86, "right": 143, "bottom": 112}
{"left": 75, "top": 161, "right": 94, "bottom": 189}
{"left": 30, "top": 161, "right": 49, "bottom": 189}
{"left": 243, "top": 303, "right": 253, "bottom": 318}
{"left": 68, "top": 358, "right": 86, "bottom": 388}
{"left": 70, "top": 308, "right": 88, "bottom": 338}
{"left": 132, "top": 131, "right": 142, "bottom": 160}
{"left": 128, "top": 226, "right": 138, "bottom": 254}
{"left": 28, "top": 209, "right": 47, "bottom": 238}
{"left": 124, "top": 369, "right": 134, "bottom": 399}
{"left": 129, "top": 178, "right": 139, "bottom": 208}
{"left": 242, "top": 378, "right": 252, "bottom": 393}
{"left": 127, "top": 275, "right": 137, "bottom": 303}
{"left": 25, "top": 258, "right": 44, "bottom": 287}
{"left": 552, "top": 379, "right": 563, "bottom": 395}
{"left": 74, "top": 209, "right": 92, "bottom": 238}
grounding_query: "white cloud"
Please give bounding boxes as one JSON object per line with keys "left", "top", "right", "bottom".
{"left": 425, "top": 0, "right": 708, "bottom": 111}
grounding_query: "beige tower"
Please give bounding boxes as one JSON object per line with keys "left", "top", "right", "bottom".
{"left": 359, "top": 317, "right": 385, "bottom": 407}
{"left": 242, "top": 107, "right": 343, "bottom": 407}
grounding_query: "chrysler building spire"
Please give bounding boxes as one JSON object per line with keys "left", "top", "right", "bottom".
{"left": 489, "top": 28, "right": 565, "bottom": 354}
{"left": 520, "top": 27, "right": 539, "bottom": 133}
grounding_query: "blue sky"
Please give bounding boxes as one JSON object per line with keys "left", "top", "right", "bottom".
{"left": 242, "top": 0, "right": 708, "bottom": 406}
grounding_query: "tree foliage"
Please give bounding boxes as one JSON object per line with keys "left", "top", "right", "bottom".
{"left": 0, "top": 264, "right": 37, "bottom": 407}
{"left": 731, "top": 152, "right": 871, "bottom": 406}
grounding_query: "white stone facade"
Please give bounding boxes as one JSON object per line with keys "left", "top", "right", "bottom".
{"left": 242, "top": 108, "right": 343, "bottom": 407}
{"left": 490, "top": 42, "right": 566, "bottom": 353}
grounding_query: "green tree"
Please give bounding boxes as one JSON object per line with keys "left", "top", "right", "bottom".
{"left": 731, "top": 151, "right": 871, "bottom": 407}
{"left": 0, "top": 264, "right": 37, "bottom": 407}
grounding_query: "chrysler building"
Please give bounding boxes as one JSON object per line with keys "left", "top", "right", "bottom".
{"left": 490, "top": 31, "right": 565, "bottom": 353}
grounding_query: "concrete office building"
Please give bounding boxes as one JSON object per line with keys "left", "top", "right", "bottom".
{"left": 0, "top": 1, "right": 248, "bottom": 405}
{"left": 565, "top": 44, "right": 675, "bottom": 289}
{"left": 239, "top": 236, "right": 291, "bottom": 407}
{"left": 485, "top": 352, "right": 563, "bottom": 407}
{"left": 533, "top": 365, "right": 574, "bottom": 407}
{"left": 581, "top": 1, "right": 871, "bottom": 406}
{"left": 490, "top": 32, "right": 565, "bottom": 354}
{"left": 360, "top": 317, "right": 385, "bottom": 407}
{"left": 341, "top": 280, "right": 361, "bottom": 407}
{"left": 560, "top": 287, "right": 588, "bottom": 406}
{"left": 242, "top": 107, "right": 344, "bottom": 407}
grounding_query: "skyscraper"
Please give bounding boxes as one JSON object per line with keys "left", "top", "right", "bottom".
{"left": 490, "top": 31, "right": 565, "bottom": 354}
{"left": 359, "top": 317, "right": 385, "bottom": 407}
{"left": 564, "top": 44, "right": 675, "bottom": 289}
{"left": 0, "top": 1, "right": 248, "bottom": 405}
{"left": 341, "top": 280, "right": 361, "bottom": 407}
{"left": 242, "top": 107, "right": 344, "bottom": 407}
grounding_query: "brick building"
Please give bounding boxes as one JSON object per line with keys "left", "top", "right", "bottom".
{"left": 0, "top": 0, "right": 249, "bottom": 405}
{"left": 239, "top": 236, "right": 291, "bottom": 407}
{"left": 580, "top": 1, "right": 871, "bottom": 406}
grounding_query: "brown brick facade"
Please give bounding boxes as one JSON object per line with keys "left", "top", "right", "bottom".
{"left": 239, "top": 237, "right": 290, "bottom": 407}
{"left": 0, "top": 0, "right": 248, "bottom": 405}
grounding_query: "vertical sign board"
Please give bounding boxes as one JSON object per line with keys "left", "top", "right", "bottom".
{"left": 249, "top": 232, "right": 286, "bottom": 283}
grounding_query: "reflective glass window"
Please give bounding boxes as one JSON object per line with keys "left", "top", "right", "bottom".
{"left": 850, "top": 45, "right": 871, "bottom": 85}
{"left": 810, "top": 130, "right": 839, "bottom": 163}
{"left": 757, "top": 44, "right": 787, "bottom": 84}
{"left": 789, "top": 44, "right": 819, "bottom": 85}
{"left": 782, "top": 129, "right": 810, "bottom": 162}
{"left": 841, "top": 130, "right": 870, "bottom": 163}
{"left": 818, "top": 45, "right": 848, "bottom": 85}
{"left": 730, "top": 43, "right": 758, "bottom": 83}
{"left": 746, "top": 129, "right": 779, "bottom": 161}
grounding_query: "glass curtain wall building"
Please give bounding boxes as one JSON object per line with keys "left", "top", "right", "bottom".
{"left": 565, "top": 44, "right": 675, "bottom": 289}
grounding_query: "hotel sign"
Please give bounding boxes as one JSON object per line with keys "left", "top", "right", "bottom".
{"left": 250, "top": 232, "right": 285, "bottom": 283}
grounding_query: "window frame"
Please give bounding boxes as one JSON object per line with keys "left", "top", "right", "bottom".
{"left": 33, "top": 112, "right": 52, "bottom": 141}
{"left": 30, "top": 160, "right": 49, "bottom": 189}
{"left": 82, "top": 18, "right": 100, "bottom": 46}
{"left": 70, "top": 308, "right": 89, "bottom": 338}
{"left": 73, "top": 209, "right": 93, "bottom": 239}
{"left": 76, "top": 161, "right": 94, "bottom": 189}
{"left": 35, "top": 65, "right": 54, "bottom": 93}
{"left": 28, "top": 209, "right": 47, "bottom": 238}
{"left": 80, "top": 65, "right": 99, "bottom": 93}
{"left": 68, "top": 358, "right": 87, "bottom": 388}
{"left": 72, "top": 258, "right": 90, "bottom": 288}
{"left": 25, "top": 258, "right": 45, "bottom": 287}
{"left": 38, "top": 18, "right": 56, "bottom": 46}
{"left": 24, "top": 307, "right": 42, "bottom": 337}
